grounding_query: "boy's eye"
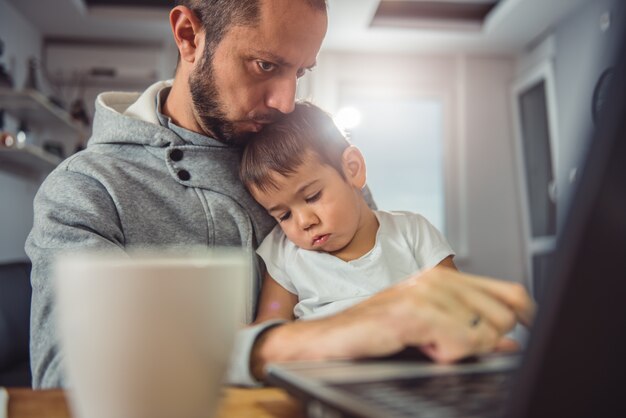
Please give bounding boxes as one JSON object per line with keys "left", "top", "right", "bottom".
{"left": 305, "top": 191, "right": 322, "bottom": 203}
{"left": 278, "top": 211, "right": 291, "bottom": 222}
{"left": 257, "top": 61, "right": 276, "bottom": 72}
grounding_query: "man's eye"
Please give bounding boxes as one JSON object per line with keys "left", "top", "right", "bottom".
{"left": 306, "top": 192, "right": 321, "bottom": 203}
{"left": 257, "top": 61, "right": 276, "bottom": 72}
{"left": 278, "top": 211, "right": 291, "bottom": 222}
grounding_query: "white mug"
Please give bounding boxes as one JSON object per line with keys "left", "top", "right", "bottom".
{"left": 54, "top": 248, "right": 250, "bottom": 418}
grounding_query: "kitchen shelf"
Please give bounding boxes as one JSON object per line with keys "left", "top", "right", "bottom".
{"left": 0, "top": 87, "right": 87, "bottom": 137}
{"left": 0, "top": 145, "right": 62, "bottom": 173}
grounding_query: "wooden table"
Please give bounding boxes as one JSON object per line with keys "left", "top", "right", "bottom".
{"left": 6, "top": 387, "right": 305, "bottom": 418}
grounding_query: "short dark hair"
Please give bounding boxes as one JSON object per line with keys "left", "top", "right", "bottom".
{"left": 240, "top": 101, "right": 351, "bottom": 193}
{"left": 175, "top": 0, "right": 328, "bottom": 59}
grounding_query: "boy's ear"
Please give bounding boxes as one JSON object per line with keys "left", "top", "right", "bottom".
{"left": 170, "top": 6, "right": 205, "bottom": 65}
{"left": 342, "top": 146, "right": 367, "bottom": 189}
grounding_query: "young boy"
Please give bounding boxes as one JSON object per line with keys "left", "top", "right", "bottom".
{"left": 240, "top": 101, "right": 456, "bottom": 322}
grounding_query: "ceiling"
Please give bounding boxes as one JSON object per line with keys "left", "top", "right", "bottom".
{"left": 6, "top": 0, "right": 589, "bottom": 53}
{"left": 370, "top": 0, "right": 501, "bottom": 29}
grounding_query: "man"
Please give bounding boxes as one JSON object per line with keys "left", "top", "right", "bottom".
{"left": 26, "top": 0, "right": 533, "bottom": 388}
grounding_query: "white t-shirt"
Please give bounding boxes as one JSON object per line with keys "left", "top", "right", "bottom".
{"left": 256, "top": 210, "right": 455, "bottom": 320}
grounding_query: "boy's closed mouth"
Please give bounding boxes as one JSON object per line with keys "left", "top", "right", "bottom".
{"left": 312, "top": 234, "right": 330, "bottom": 246}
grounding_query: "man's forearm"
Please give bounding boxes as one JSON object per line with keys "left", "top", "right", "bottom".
{"left": 250, "top": 322, "right": 319, "bottom": 381}
{"left": 249, "top": 310, "right": 385, "bottom": 381}
{"left": 250, "top": 319, "right": 342, "bottom": 380}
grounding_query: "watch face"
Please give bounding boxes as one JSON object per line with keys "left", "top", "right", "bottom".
{"left": 592, "top": 67, "right": 615, "bottom": 126}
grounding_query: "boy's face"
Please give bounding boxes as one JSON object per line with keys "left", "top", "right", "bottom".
{"left": 250, "top": 152, "right": 367, "bottom": 255}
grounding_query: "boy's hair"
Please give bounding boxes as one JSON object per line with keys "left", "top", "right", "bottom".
{"left": 240, "top": 101, "right": 351, "bottom": 193}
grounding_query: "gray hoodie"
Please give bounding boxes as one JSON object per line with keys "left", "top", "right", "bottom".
{"left": 25, "top": 80, "right": 279, "bottom": 388}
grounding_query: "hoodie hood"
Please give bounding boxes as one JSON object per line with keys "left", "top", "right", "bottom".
{"left": 88, "top": 80, "right": 184, "bottom": 148}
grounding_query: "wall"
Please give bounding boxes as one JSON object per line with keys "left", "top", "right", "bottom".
{"left": 461, "top": 56, "right": 524, "bottom": 283}
{"left": 552, "top": 0, "right": 622, "bottom": 221}
{"left": 0, "top": 0, "right": 46, "bottom": 263}
{"left": 305, "top": 51, "right": 525, "bottom": 284}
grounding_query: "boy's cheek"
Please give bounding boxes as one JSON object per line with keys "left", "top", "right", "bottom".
{"left": 281, "top": 226, "right": 295, "bottom": 241}
{"left": 284, "top": 230, "right": 304, "bottom": 247}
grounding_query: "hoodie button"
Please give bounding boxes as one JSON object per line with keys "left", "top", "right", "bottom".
{"left": 177, "top": 170, "right": 190, "bottom": 181}
{"left": 169, "top": 149, "right": 183, "bottom": 161}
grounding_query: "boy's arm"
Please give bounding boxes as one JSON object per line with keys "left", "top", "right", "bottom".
{"left": 252, "top": 272, "right": 298, "bottom": 324}
{"left": 436, "top": 255, "right": 457, "bottom": 270}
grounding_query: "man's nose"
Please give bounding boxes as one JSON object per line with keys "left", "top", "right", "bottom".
{"left": 265, "top": 76, "right": 297, "bottom": 114}
{"left": 295, "top": 208, "right": 318, "bottom": 231}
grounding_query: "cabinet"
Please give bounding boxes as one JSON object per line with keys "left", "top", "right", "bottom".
{"left": 0, "top": 88, "right": 87, "bottom": 173}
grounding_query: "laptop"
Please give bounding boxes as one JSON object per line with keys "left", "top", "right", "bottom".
{"left": 266, "top": 17, "right": 626, "bottom": 418}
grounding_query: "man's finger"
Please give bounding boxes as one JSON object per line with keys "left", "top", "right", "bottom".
{"left": 409, "top": 307, "right": 502, "bottom": 363}
{"left": 493, "top": 337, "right": 520, "bottom": 353}
{"left": 427, "top": 267, "right": 536, "bottom": 327}
{"left": 432, "top": 277, "right": 518, "bottom": 335}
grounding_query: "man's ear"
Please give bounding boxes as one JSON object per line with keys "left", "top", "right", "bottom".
{"left": 170, "top": 6, "right": 205, "bottom": 65}
{"left": 342, "top": 146, "right": 367, "bottom": 189}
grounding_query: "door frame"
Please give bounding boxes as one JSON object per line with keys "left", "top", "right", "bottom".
{"left": 511, "top": 60, "right": 561, "bottom": 298}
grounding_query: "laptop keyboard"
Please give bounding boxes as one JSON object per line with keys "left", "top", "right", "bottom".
{"left": 334, "top": 371, "right": 512, "bottom": 418}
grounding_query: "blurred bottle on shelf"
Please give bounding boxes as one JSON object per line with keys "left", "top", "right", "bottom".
{"left": 1, "top": 122, "right": 37, "bottom": 150}
{"left": 23, "top": 57, "right": 39, "bottom": 91}
{"left": 70, "top": 98, "right": 90, "bottom": 127}
{"left": 15, "top": 122, "right": 30, "bottom": 146}
{"left": 0, "top": 110, "right": 14, "bottom": 147}
{"left": 0, "top": 39, "right": 14, "bottom": 88}
{"left": 1, "top": 132, "right": 16, "bottom": 147}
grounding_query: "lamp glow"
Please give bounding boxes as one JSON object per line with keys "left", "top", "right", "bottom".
{"left": 334, "top": 107, "right": 362, "bottom": 131}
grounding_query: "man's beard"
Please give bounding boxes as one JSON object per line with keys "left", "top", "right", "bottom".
{"left": 189, "top": 53, "right": 280, "bottom": 145}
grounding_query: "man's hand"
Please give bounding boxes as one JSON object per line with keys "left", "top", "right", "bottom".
{"left": 251, "top": 266, "right": 535, "bottom": 380}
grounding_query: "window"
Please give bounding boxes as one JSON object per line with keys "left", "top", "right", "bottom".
{"left": 340, "top": 96, "right": 446, "bottom": 233}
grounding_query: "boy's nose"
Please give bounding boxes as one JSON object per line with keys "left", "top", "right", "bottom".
{"left": 296, "top": 209, "right": 318, "bottom": 231}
